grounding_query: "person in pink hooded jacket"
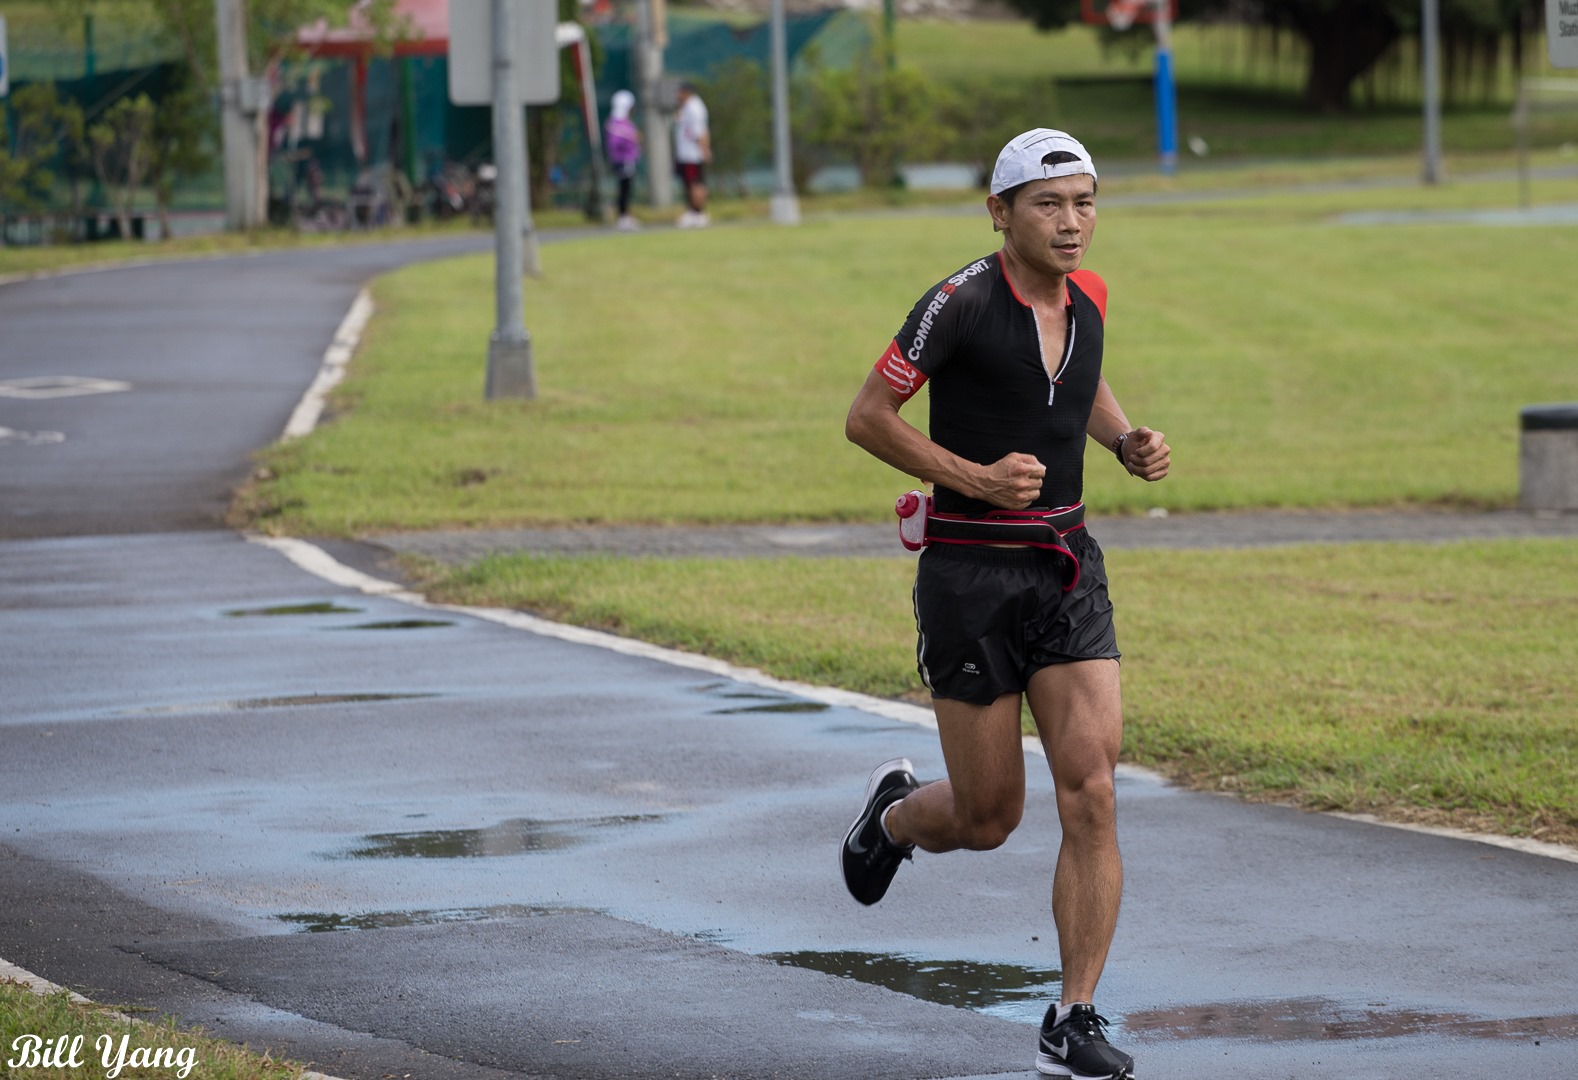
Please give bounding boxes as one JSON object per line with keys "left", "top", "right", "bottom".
{"left": 604, "top": 89, "right": 643, "bottom": 231}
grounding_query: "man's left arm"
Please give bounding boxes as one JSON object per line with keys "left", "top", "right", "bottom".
{"left": 1087, "top": 376, "right": 1170, "bottom": 482}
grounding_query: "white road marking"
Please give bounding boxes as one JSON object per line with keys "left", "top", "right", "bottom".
{"left": 0, "top": 427, "right": 66, "bottom": 445}
{"left": 0, "top": 375, "right": 131, "bottom": 399}
{"left": 281, "top": 288, "right": 374, "bottom": 440}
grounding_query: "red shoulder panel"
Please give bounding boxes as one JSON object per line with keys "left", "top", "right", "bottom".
{"left": 1068, "top": 269, "right": 1107, "bottom": 322}
{"left": 875, "top": 339, "right": 926, "bottom": 401}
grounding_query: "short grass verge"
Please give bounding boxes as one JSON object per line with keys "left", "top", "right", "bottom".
{"left": 0, "top": 980, "right": 305, "bottom": 1080}
{"left": 410, "top": 539, "right": 1578, "bottom": 847}
{"left": 237, "top": 169, "right": 1578, "bottom": 536}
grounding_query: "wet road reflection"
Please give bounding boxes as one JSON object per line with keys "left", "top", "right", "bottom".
{"left": 339, "top": 814, "right": 665, "bottom": 859}
{"left": 330, "top": 619, "right": 455, "bottom": 631}
{"left": 276, "top": 904, "right": 599, "bottom": 932}
{"left": 712, "top": 702, "right": 831, "bottom": 715}
{"left": 764, "top": 950, "right": 1061, "bottom": 1023}
{"left": 224, "top": 602, "right": 362, "bottom": 617}
{"left": 118, "top": 692, "right": 436, "bottom": 715}
{"left": 1124, "top": 997, "right": 1578, "bottom": 1042}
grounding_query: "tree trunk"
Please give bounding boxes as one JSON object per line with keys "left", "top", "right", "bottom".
{"left": 528, "top": 107, "right": 561, "bottom": 213}
{"left": 157, "top": 187, "right": 173, "bottom": 242}
{"left": 1294, "top": 1, "right": 1402, "bottom": 112}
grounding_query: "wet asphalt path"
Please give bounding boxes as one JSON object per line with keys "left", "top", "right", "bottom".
{"left": 2, "top": 240, "right": 1576, "bottom": 1080}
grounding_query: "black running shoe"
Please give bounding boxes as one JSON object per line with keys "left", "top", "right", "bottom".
{"left": 840, "top": 758, "right": 917, "bottom": 905}
{"left": 1036, "top": 1003, "right": 1134, "bottom": 1079}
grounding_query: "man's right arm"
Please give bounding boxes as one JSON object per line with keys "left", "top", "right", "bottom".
{"left": 845, "top": 369, "right": 1047, "bottom": 510}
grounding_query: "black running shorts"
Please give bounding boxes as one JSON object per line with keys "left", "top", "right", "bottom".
{"left": 912, "top": 529, "right": 1120, "bottom": 705}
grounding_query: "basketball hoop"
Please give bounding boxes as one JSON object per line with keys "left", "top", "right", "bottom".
{"left": 1076, "top": 0, "right": 1181, "bottom": 175}
{"left": 1078, "top": 0, "right": 1178, "bottom": 29}
{"left": 1108, "top": 0, "right": 1144, "bottom": 30}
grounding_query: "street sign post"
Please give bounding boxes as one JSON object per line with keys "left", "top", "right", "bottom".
{"left": 1550, "top": 0, "right": 1578, "bottom": 69}
{"left": 447, "top": 0, "right": 559, "bottom": 106}
{"left": 1422, "top": 0, "right": 1443, "bottom": 183}
{"left": 449, "top": 0, "right": 560, "bottom": 401}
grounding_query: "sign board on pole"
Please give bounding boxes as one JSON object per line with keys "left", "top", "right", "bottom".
{"left": 448, "top": 0, "right": 560, "bottom": 106}
{"left": 1551, "top": 0, "right": 1578, "bottom": 68}
{"left": 0, "top": 16, "right": 10, "bottom": 98}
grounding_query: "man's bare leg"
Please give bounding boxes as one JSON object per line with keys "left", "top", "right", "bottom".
{"left": 1026, "top": 659, "right": 1124, "bottom": 1005}
{"left": 884, "top": 692, "right": 1027, "bottom": 854}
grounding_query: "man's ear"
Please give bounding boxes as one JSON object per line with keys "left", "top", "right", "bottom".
{"left": 986, "top": 194, "right": 1007, "bottom": 233}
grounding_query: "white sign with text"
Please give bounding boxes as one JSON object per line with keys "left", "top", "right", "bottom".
{"left": 1552, "top": 0, "right": 1578, "bottom": 68}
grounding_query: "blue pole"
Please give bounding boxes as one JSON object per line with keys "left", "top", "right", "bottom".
{"left": 1152, "top": 4, "right": 1178, "bottom": 175}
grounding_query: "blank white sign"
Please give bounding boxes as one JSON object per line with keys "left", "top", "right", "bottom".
{"left": 448, "top": 0, "right": 561, "bottom": 106}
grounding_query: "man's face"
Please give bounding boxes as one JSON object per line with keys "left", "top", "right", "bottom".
{"left": 989, "top": 173, "right": 1097, "bottom": 278}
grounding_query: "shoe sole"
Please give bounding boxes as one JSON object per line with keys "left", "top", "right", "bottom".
{"left": 839, "top": 757, "right": 914, "bottom": 894}
{"left": 1035, "top": 1052, "right": 1133, "bottom": 1079}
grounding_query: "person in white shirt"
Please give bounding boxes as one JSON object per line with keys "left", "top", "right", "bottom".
{"left": 672, "top": 82, "right": 712, "bottom": 228}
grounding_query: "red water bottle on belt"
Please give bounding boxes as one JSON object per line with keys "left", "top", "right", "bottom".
{"left": 895, "top": 490, "right": 928, "bottom": 551}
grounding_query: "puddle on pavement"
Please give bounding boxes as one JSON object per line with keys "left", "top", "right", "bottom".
{"left": 224, "top": 602, "right": 362, "bottom": 617}
{"left": 1123, "top": 998, "right": 1578, "bottom": 1042}
{"left": 276, "top": 903, "right": 599, "bottom": 932}
{"left": 694, "top": 682, "right": 830, "bottom": 715}
{"left": 118, "top": 692, "right": 436, "bottom": 716}
{"left": 330, "top": 619, "right": 455, "bottom": 631}
{"left": 713, "top": 702, "right": 830, "bottom": 715}
{"left": 764, "top": 950, "right": 1060, "bottom": 1023}
{"left": 341, "top": 814, "right": 664, "bottom": 859}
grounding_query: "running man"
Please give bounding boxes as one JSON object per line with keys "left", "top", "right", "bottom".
{"left": 841, "top": 129, "right": 1169, "bottom": 1080}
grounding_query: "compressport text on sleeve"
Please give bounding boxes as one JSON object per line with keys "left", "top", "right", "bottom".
{"left": 873, "top": 255, "right": 995, "bottom": 401}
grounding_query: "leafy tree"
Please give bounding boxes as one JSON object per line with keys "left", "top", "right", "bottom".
{"left": 0, "top": 83, "right": 88, "bottom": 229}
{"left": 999, "top": 0, "right": 1541, "bottom": 113}
{"left": 1265, "top": 0, "right": 1536, "bottom": 111}
{"left": 793, "top": 48, "right": 944, "bottom": 190}
{"left": 996, "top": 0, "right": 1091, "bottom": 30}
{"left": 934, "top": 78, "right": 1062, "bottom": 189}
{"left": 56, "top": 0, "right": 397, "bottom": 87}
{"left": 88, "top": 94, "right": 158, "bottom": 240}
{"left": 62, "top": 0, "right": 392, "bottom": 226}
{"left": 0, "top": 117, "right": 32, "bottom": 237}
{"left": 148, "top": 72, "right": 217, "bottom": 240}
{"left": 695, "top": 58, "right": 770, "bottom": 199}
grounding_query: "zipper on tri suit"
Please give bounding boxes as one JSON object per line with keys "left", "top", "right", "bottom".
{"left": 1044, "top": 309, "right": 1076, "bottom": 406}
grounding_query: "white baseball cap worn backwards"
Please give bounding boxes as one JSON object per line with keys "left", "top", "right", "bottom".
{"left": 990, "top": 129, "right": 1097, "bottom": 195}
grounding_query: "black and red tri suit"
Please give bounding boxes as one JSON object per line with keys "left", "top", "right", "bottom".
{"left": 872, "top": 252, "right": 1120, "bottom": 703}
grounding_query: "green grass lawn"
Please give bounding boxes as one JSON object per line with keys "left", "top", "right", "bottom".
{"left": 412, "top": 540, "right": 1578, "bottom": 845}
{"left": 239, "top": 173, "right": 1578, "bottom": 535}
